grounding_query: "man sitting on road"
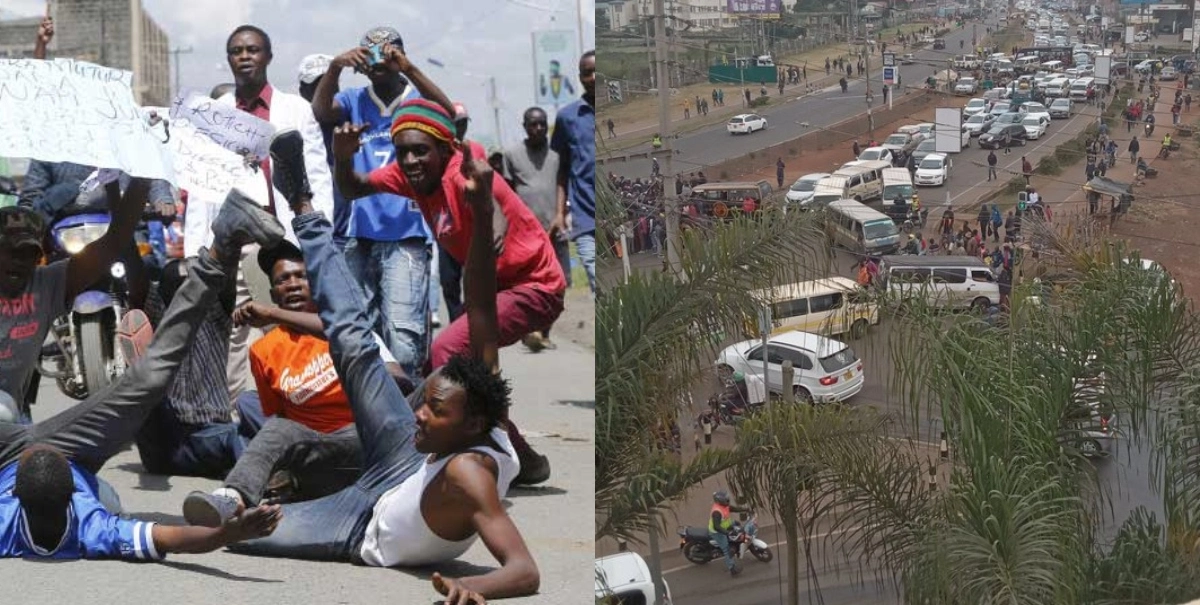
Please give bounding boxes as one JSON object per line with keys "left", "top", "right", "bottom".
{"left": 182, "top": 241, "right": 406, "bottom": 523}
{"left": 0, "top": 183, "right": 285, "bottom": 559}
{"left": 223, "top": 126, "right": 540, "bottom": 604}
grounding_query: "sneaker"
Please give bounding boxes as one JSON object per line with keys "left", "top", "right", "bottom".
{"left": 182, "top": 490, "right": 241, "bottom": 528}
{"left": 116, "top": 309, "right": 153, "bottom": 367}
{"left": 513, "top": 449, "right": 551, "bottom": 486}
{"left": 212, "top": 188, "right": 285, "bottom": 257}
{"left": 522, "top": 333, "right": 547, "bottom": 353}
{"left": 269, "top": 129, "right": 312, "bottom": 207}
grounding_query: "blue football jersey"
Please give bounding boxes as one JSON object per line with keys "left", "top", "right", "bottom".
{"left": 334, "top": 85, "right": 431, "bottom": 243}
{"left": 0, "top": 461, "right": 161, "bottom": 560}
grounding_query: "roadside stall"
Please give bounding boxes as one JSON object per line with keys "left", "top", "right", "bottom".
{"left": 1083, "top": 176, "right": 1134, "bottom": 222}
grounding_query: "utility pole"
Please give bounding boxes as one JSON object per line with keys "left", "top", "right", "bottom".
{"left": 655, "top": 0, "right": 681, "bottom": 278}
{"left": 168, "top": 46, "right": 193, "bottom": 98}
{"left": 488, "top": 77, "right": 503, "bottom": 147}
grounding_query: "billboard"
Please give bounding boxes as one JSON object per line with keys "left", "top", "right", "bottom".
{"left": 726, "top": 0, "right": 782, "bottom": 15}
{"left": 1094, "top": 55, "right": 1112, "bottom": 85}
{"left": 934, "top": 107, "right": 961, "bottom": 154}
{"left": 532, "top": 30, "right": 580, "bottom": 108}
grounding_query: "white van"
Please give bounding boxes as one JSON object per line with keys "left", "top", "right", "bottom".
{"left": 596, "top": 552, "right": 673, "bottom": 605}
{"left": 877, "top": 256, "right": 1000, "bottom": 310}
{"left": 1068, "top": 77, "right": 1094, "bottom": 101}
{"left": 825, "top": 199, "right": 901, "bottom": 255}
{"left": 1041, "top": 60, "right": 1064, "bottom": 72}
{"left": 831, "top": 160, "right": 888, "bottom": 202}
{"left": 881, "top": 168, "right": 915, "bottom": 215}
{"left": 1044, "top": 77, "right": 1071, "bottom": 97}
{"left": 1015, "top": 55, "right": 1040, "bottom": 72}
{"left": 810, "top": 166, "right": 884, "bottom": 206}
{"left": 751, "top": 277, "right": 880, "bottom": 339}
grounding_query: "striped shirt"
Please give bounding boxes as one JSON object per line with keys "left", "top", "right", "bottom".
{"left": 145, "top": 286, "right": 233, "bottom": 426}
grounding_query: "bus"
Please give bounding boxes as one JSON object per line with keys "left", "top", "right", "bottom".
{"left": 1017, "top": 46, "right": 1075, "bottom": 66}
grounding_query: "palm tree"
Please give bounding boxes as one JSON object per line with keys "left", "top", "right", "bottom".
{"left": 595, "top": 174, "right": 829, "bottom": 598}
{"left": 727, "top": 402, "right": 890, "bottom": 605}
{"left": 806, "top": 222, "right": 1200, "bottom": 603}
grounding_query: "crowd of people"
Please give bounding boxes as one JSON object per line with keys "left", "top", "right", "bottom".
{"left": 0, "top": 15, "right": 595, "bottom": 603}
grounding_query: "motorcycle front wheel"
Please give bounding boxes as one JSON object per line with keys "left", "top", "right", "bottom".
{"left": 683, "top": 542, "right": 713, "bottom": 564}
{"left": 77, "top": 315, "right": 113, "bottom": 398}
{"left": 752, "top": 545, "right": 774, "bottom": 562}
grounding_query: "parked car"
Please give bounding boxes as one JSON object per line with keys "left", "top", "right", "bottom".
{"left": 978, "top": 123, "right": 1029, "bottom": 149}
{"left": 1020, "top": 101, "right": 1051, "bottom": 122}
{"left": 964, "top": 113, "right": 996, "bottom": 136}
{"left": 1048, "top": 97, "right": 1073, "bottom": 118}
{"left": 727, "top": 113, "right": 767, "bottom": 134}
{"left": 857, "top": 146, "right": 895, "bottom": 164}
{"left": 1161, "top": 66, "right": 1178, "bottom": 81}
{"left": 786, "top": 172, "right": 831, "bottom": 205}
{"left": 914, "top": 153, "right": 952, "bottom": 186}
{"left": 955, "top": 77, "right": 979, "bottom": 94}
{"left": 1022, "top": 115, "right": 1049, "bottom": 139}
{"left": 933, "top": 38, "right": 946, "bottom": 49}
{"left": 964, "top": 97, "right": 989, "bottom": 116}
{"left": 714, "top": 331, "right": 865, "bottom": 404}
{"left": 881, "top": 132, "right": 915, "bottom": 153}
{"left": 911, "top": 139, "right": 938, "bottom": 164}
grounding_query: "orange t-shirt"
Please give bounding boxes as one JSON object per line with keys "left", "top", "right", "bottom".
{"left": 249, "top": 326, "right": 354, "bottom": 434}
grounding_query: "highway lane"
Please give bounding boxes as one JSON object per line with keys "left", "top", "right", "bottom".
{"left": 604, "top": 22, "right": 997, "bottom": 179}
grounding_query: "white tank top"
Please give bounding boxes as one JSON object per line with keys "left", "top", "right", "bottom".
{"left": 359, "top": 428, "right": 519, "bottom": 567}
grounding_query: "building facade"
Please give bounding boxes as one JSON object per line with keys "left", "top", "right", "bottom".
{"left": 599, "top": 0, "right": 740, "bottom": 32}
{"left": 0, "top": 0, "right": 171, "bottom": 106}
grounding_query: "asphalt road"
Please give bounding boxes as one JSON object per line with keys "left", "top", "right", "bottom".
{"left": 7, "top": 337, "right": 594, "bottom": 603}
{"left": 604, "top": 23, "right": 990, "bottom": 179}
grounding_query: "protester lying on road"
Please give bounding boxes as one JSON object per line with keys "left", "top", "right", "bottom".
{"left": 214, "top": 128, "right": 539, "bottom": 604}
{"left": 0, "top": 182, "right": 285, "bottom": 559}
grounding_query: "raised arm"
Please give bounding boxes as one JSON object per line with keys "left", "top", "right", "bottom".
{"left": 460, "top": 144, "right": 501, "bottom": 370}
{"left": 232, "top": 300, "right": 324, "bottom": 337}
{"left": 66, "top": 178, "right": 147, "bottom": 301}
{"left": 331, "top": 123, "right": 379, "bottom": 202}
{"left": 312, "top": 49, "right": 362, "bottom": 125}
{"left": 32, "top": 16, "right": 53, "bottom": 60}
{"left": 379, "top": 43, "right": 455, "bottom": 121}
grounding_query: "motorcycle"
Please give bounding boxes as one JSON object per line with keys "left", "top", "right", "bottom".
{"left": 39, "top": 209, "right": 131, "bottom": 400}
{"left": 678, "top": 514, "right": 773, "bottom": 565}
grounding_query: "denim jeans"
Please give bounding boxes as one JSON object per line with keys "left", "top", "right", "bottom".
{"left": 0, "top": 254, "right": 227, "bottom": 473}
{"left": 710, "top": 531, "right": 735, "bottom": 571}
{"left": 428, "top": 240, "right": 442, "bottom": 320}
{"left": 224, "top": 418, "right": 361, "bottom": 506}
{"left": 229, "top": 212, "right": 425, "bottom": 562}
{"left": 575, "top": 231, "right": 597, "bottom": 297}
{"left": 135, "top": 407, "right": 245, "bottom": 479}
{"left": 343, "top": 237, "right": 430, "bottom": 376}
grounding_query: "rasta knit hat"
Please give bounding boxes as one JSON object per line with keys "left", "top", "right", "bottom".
{"left": 390, "top": 99, "right": 457, "bottom": 144}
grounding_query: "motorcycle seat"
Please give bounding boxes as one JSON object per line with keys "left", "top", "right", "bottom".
{"left": 684, "top": 526, "right": 711, "bottom": 540}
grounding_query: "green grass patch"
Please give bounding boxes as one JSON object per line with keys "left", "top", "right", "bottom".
{"left": 1036, "top": 155, "right": 1062, "bottom": 175}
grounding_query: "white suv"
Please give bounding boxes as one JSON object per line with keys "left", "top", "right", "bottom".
{"left": 715, "top": 331, "right": 864, "bottom": 404}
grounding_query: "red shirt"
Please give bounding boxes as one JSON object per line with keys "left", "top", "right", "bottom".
{"left": 235, "top": 84, "right": 276, "bottom": 211}
{"left": 367, "top": 141, "right": 566, "bottom": 295}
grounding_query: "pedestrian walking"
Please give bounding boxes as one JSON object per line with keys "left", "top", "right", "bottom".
{"left": 606, "top": 118, "right": 615, "bottom": 138}
{"left": 977, "top": 206, "right": 990, "bottom": 240}
{"left": 1004, "top": 134, "right": 1013, "bottom": 155}
{"left": 853, "top": 140, "right": 862, "bottom": 158}
{"left": 1128, "top": 136, "right": 1140, "bottom": 164}
{"left": 1021, "top": 156, "right": 1032, "bottom": 184}
{"left": 987, "top": 149, "right": 997, "bottom": 180}
{"left": 701, "top": 413, "right": 713, "bottom": 445}
{"left": 990, "top": 204, "right": 1002, "bottom": 243}
{"left": 776, "top": 157, "right": 785, "bottom": 188}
